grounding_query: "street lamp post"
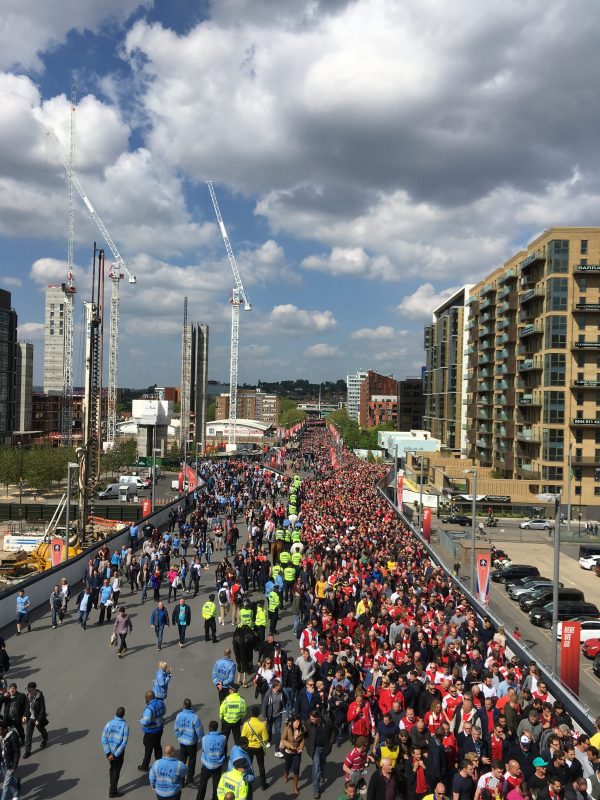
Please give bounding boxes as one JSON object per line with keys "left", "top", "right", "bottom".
{"left": 64, "top": 462, "right": 78, "bottom": 563}
{"left": 566, "top": 442, "right": 572, "bottom": 535}
{"left": 394, "top": 444, "right": 399, "bottom": 508}
{"left": 465, "top": 468, "right": 478, "bottom": 588}
{"left": 151, "top": 426, "right": 159, "bottom": 513}
{"left": 551, "top": 493, "right": 562, "bottom": 676}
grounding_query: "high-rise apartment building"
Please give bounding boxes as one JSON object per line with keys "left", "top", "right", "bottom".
{"left": 43, "top": 284, "right": 66, "bottom": 394}
{"left": 190, "top": 324, "right": 209, "bottom": 452}
{"left": 461, "top": 227, "right": 600, "bottom": 511}
{"left": 346, "top": 370, "right": 367, "bottom": 421}
{"left": 16, "top": 341, "right": 33, "bottom": 431}
{"left": 215, "top": 387, "right": 280, "bottom": 426}
{"left": 359, "top": 371, "right": 399, "bottom": 429}
{"left": 423, "top": 286, "right": 473, "bottom": 451}
{"left": 398, "top": 377, "right": 425, "bottom": 430}
{"left": 0, "top": 289, "right": 18, "bottom": 443}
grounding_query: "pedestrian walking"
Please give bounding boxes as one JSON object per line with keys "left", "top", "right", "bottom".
{"left": 49, "top": 585, "right": 62, "bottom": 629}
{"left": 267, "top": 587, "right": 280, "bottom": 635}
{"left": 218, "top": 584, "right": 231, "bottom": 626}
{"left": 172, "top": 598, "right": 191, "bottom": 648}
{"left": 15, "top": 590, "right": 30, "bottom": 636}
{"left": 212, "top": 650, "right": 237, "bottom": 704}
{"left": 1, "top": 684, "right": 26, "bottom": 745}
{"left": 0, "top": 719, "right": 20, "bottom": 800}
{"left": 241, "top": 707, "right": 269, "bottom": 791}
{"left": 59, "top": 577, "right": 71, "bottom": 619}
{"left": 113, "top": 607, "right": 133, "bottom": 657}
{"left": 219, "top": 686, "right": 247, "bottom": 748}
{"left": 196, "top": 720, "right": 227, "bottom": 800}
{"left": 151, "top": 601, "right": 170, "bottom": 650}
{"left": 260, "top": 679, "right": 285, "bottom": 756}
{"left": 98, "top": 579, "right": 114, "bottom": 625}
{"left": 101, "top": 706, "right": 129, "bottom": 798}
{"left": 76, "top": 587, "right": 93, "bottom": 629}
{"left": 149, "top": 744, "right": 187, "bottom": 800}
{"left": 226, "top": 740, "right": 255, "bottom": 799}
{"left": 174, "top": 698, "right": 203, "bottom": 786}
{"left": 23, "top": 681, "right": 48, "bottom": 758}
{"left": 202, "top": 594, "right": 218, "bottom": 643}
{"left": 279, "top": 716, "right": 307, "bottom": 796}
{"left": 153, "top": 662, "right": 172, "bottom": 703}
{"left": 138, "top": 690, "right": 166, "bottom": 772}
{"left": 305, "top": 708, "right": 335, "bottom": 799}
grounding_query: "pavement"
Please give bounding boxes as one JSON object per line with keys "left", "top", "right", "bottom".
{"left": 1, "top": 542, "right": 351, "bottom": 800}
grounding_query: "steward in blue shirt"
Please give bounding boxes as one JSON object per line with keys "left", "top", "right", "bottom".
{"left": 149, "top": 744, "right": 187, "bottom": 799}
{"left": 139, "top": 691, "right": 166, "bottom": 772}
{"left": 197, "top": 721, "right": 227, "bottom": 800}
{"left": 152, "top": 662, "right": 172, "bottom": 701}
{"left": 174, "top": 699, "right": 203, "bottom": 785}
{"left": 212, "top": 650, "right": 237, "bottom": 703}
{"left": 101, "top": 706, "right": 129, "bottom": 798}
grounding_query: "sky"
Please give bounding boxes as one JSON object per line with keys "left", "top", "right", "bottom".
{"left": 2, "top": 0, "right": 600, "bottom": 388}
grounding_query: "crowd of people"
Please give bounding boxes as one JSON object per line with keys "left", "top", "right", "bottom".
{"left": 4, "top": 423, "right": 600, "bottom": 800}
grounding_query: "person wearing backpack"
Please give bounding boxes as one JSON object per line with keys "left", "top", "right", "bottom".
{"left": 218, "top": 584, "right": 231, "bottom": 626}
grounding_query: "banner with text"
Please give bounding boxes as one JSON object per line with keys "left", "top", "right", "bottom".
{"left": 476, "top": 553, "right": 491, "bottom": 605}
{"left": 422, "top": 507, "right": 432, "bottom": 542}
{"left": 561, "top": 621, "right": 581, "bottom": 695}
{"left": 51, "top": 538, "right": 63, "bottom": 567}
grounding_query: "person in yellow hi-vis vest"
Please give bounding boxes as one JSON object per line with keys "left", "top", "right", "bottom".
{"left": 217, "top": 759, "right": 248, "bottom": 800}
{"left": 267, "top": 588, "right": 280, "bottom": 635}
{"left": 202, "top": 593, "right": 218, "bottom": 643}
{"left": 254, "top": 601, "right": 267, "bottom": 647}
{"left": 237, "top": 602, "right": 254, "bottom": 628}
{"left": 220, "top": 685, "right": 247, "bottom": 747}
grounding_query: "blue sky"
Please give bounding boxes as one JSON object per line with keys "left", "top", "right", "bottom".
{"left": 2, "top": 0, "right": 600, "bottom": 388}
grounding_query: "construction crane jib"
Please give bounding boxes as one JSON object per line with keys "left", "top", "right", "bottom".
{"left": 45, "top": 126, "right": 136, "bottom": 448}
{"left": 207, "top": 181, "right": 251, "bottom": 450}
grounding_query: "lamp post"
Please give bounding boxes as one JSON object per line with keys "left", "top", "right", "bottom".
{"left": 17, "top": 442, "right": 24, "bottom": 505}
{"left": 151, "top": 426, "right": 161, "bottom": 513}
{"left": 566, "top": 442, "right": 572, "bottom": 535}
{"left": 465, "top": 468, "right": 478, "bottom": 588}
{"left": 405, "top": 449, "right": 425, "bottom": 530}
{"left": 551, "top": 493, "right": 562, "bottom": 676}
{"left": 394, "top": 444, "right": 399, "bottom": 508}
{"left": 64, "top": 462, "right": 78, "bottom": 563}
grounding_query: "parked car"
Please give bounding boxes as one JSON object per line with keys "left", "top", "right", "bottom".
{"left": 441, "top": 514, "right": 472, "bottom": 526}
{"left": 530, "top": 601, "right": 600, "bottom": 629}
{"left": 519, "top": 587, "right": 584, "bottom": 613}
{"left": 583, "top": 638, "right": 600, "bottom": 659}
{"left": 507, "top": 578, "right": 562, "bottom": 600}
{"left": 596, "top": 562, "right": 600, "bottom": 578}
{"left": 491, "top": 564, "right": 540, "bottom": 584}
{"left": 519, "top": 518, "right": 554, "bottom": 531}
{"left": 579, "top": 554, "right": 600, "bottom": 570}
{"left": 557, "top": 618, "right": 600, "bottom": 642}
{"left": 593, "top": 653, "right": 600, "bottom": 678}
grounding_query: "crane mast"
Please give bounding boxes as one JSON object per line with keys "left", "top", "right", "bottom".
{"left": 207, "top": 181, "right": 251, "bottom": 450}
{"left": 45, "top": 125, "right": 136, "bottom": 449}
{"left": 61, "top": 84, "right": 77, "bottom": 445}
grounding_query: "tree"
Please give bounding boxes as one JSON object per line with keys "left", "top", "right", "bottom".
{"left": 206, "top": 400, "right": 216, "bottom": 422}
{"left": 278, "top": 398, "right": 297, "bottom": 421}
{"left": 0, "top": 447, "right": 20, "bottom": 496}
{"left": 279, "top": 407, "right": 306, "bottom": 428}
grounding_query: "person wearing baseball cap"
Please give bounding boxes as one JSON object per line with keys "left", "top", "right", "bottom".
{"left": 528, "top": 757, "right": 549, "bottom": 795}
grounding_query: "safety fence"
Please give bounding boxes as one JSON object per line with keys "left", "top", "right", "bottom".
{"left": 0, "top": 501, "right": 143, "bottom": 524}
{"left": 377, "top": 474, "right": 596, "bottom": 735}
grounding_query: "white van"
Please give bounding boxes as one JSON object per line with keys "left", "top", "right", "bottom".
{"left": 119, "top": 475, "right": 147, "bottom": 490}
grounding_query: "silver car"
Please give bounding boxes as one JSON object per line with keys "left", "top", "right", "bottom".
{"left": 508, "top": 578, "right": 563, "bottom": 600}
{"left": 519, "top": 518, "right": 554, "bottom": 531}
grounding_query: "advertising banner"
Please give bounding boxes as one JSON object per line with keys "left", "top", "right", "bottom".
{"left": 396, "top": 471, "right": 404, "bottom": 503}
{"left": 475, "top": 553, "right": 491, "bottom": 605}
{"left": 422, "top": 507, "right": 432, "bottom": 542}
{"left": 142, "top": 499, "right": 152, "bottom": 518}
{"left": 561, "top": 622, "right": 581, "bottom": 695}
{"left": 51, "top": 538, "right": 63, "bottom": 567}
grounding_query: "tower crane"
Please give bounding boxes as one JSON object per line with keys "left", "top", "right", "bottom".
{"left": 62, "top": 85, "right": 77, "bottom": 445}
{"left": 207, "top": 181, "right": 251, "bottom": 451}
{"left": 45, "top": 127, "right": 136, "bottom": 449}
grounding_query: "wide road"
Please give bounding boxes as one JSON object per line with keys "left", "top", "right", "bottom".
{"left": 3, "top": 541, "right": 350, "bottom": 800}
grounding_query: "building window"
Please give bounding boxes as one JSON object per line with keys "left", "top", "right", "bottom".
{"left": 595, "top": 468, "right": 600, "bottom": 482}
{"left": 546, "top": 277, "right": 568, "bottom": 311}
{"left": 575, "top": 430, "right": 584, "bottom": 443}
{"left": 595, "top": 487, "right": 600, "bottom": 496}
{"left": 543, "top": 466, "right": 563, "bottom": 481}
{"left": 546, "top": 239, "right": 569, "bottom": 274}
{"left": 544, "top": 391, "right": 565, "bottom": 424}
{"left": 579, "top": 277, "right": 588, "bottom": 291}
{"left": 544, "top": 353, "right": 565, "bottom": 386}
{"left": 545, "top": 315, "right": 567, "bottom": 348}
{"left": 543, "top": 427, "right": 564, "bottom": 461}
{"left": 581, "top": 239, "right": 588, "bottom": 254}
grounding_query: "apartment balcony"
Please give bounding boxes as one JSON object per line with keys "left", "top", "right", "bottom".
{"left": 476, "top": 437, "right": 489, "bottom": 449}
{"left": 572, "top": 340, "right": 600, "bottom": 350}
{"left": 477, "top": 396, "right": 494, "bottom": 406}
{"left": 517, "top": 391, "right": 542, "bottom": 406}
{"left": 520, "top": 277, "right": 538, "bottom": 290}
{"left": 496, "top": 333, "right": 509, "bottom": 346}
{"left": 466, "top": 429, "right": 478, "bottom": 444}
{"left": 573, "top": 302, "right": 600, "bottom": 312}
{"left": 497, "top": 285, "right": 511, "bottom": 300}
{"left": 495, "top": 421, "right": 514, "bottom": 438}
{"left": 495, "top": 409, "right": 510, "bottom": 421}
{"left": 518, "top": 357, "right": 543, "bottom": 373}
{"left": 571, "top": 379, "right": 600, "bottom": 388}
{"left": 499, "top": 268, "right": 517, "bottom": 284}
{"left": 479, "top": 324, "right": 495, "bottom": 337}
{"left": 466, "top": 317, "right": 478, "bottom": 330}
{"left": 571, "top": 455, "right": 598, "bottom": 466}
{"left": 520, "top": 250, "right": 545, "bottom": 272}
{"left": 515, "top": 464, "right": 541, "bottom": 480}
{"left": 478, "top": 367, "right": 492, "bottom": 378}
{"left": 480, "top": 310, "right": 496, "bottom": 323}
{"left": 480, "top": 338, "right": 495, "bottom": 351}
{"left": 574, "top": 264, "right": 600, "bottom": 274}
{"left": 571, "top": 417, "right": 600, "bottom": 427}
{"left": 466, "top": 344, "right": 477, "bottom": 355}
{"left": 478, "top": 353, "right": 493, "bottom": 365}
{"left": 481, "top": 282, "right": 496, "bottom": 297}
{"left": 495, "top": 452, "right": 514, "bottom": 469}
{"left": 519, "top": 285, "right": 545, "bottom": 304}
{"left": 516, "top": 427, "right": 541, "bottom": 443}
{"left": 497, "top": 297, "right": 518, "bottom": 315}
{"left": 519, "top": 320, "right": 544, "bottom": 339}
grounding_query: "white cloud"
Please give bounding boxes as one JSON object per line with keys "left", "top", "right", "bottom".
{"left": 17, "top": 322, "right": 44, "bottom": 340}
{"left": 251, "top": 304, "right": 337, "bottom": 335}
{"left": 302, "top": 247, "right": 395, "bottom": 280}
{"left": 2, "top": 276, "right": 22, "bottom": 288}
{"left": 304, "top": 343, "right": 340, "bottom": 358}
{"left": 0, "top": 0, "right": 151, "bottom": 71}
{"left": 350, "top": 325, "right": 400, "bottom": 341}
{"left": 396, "top": 283, "right": 461, "bottom": 320}
{"left": 30, "top": 257, "right": 86, "bottom": 286}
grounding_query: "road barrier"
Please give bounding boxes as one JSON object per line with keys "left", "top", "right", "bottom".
{"left": 377, "top": 473, "right": 596, "bottom": 735}
{"left": 0, "top": 501, "right": 143, "bottom": 523}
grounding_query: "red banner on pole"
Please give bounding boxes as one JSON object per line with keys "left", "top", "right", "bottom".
{"left": 422, "top": 508, "right": 432, "bottom": 542}
{"left": 51, "top": 538, "right": 63, "bottom": 567}
{"left": 396, "top": 472, "right": 403, "bottom": 503}
{"left": 142, "top": 499, "right": 152, "bottom": 517}
{"left": 561, "top": 622, "right": 581, "bottom": 694}
{"left": 476, "top": 553, "right": 491, "bottom": 605}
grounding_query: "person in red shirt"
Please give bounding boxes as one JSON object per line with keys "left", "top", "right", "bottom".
{"left": 347, "top": 694, "right": 374, "bottom": 742}
{"left": 313, "top": 641, "right": 330, "bottom": 665}
{"left": 399, "top": 707, "right": 418, "bottom": 732}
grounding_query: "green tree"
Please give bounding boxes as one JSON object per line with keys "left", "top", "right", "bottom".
{"left": 279, "top": 407, "right": 307, "bottom": 428}
{"left": 278, "top": 398, "right": 297, "bottom": 421}
{"left": 206, "top": 400, "right": 216, "bottom": 422}
{"left": 0, "top": 447, "right": 20, "bottom": 495}
{"left": 169, "top": 441, "right": 181, "bottom": 460}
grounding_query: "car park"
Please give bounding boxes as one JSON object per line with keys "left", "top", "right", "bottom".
{"left": 441, "top": 514, "right": 472, "bottom": 526}
{"left": 530, "top": 601, "right": 600, "bottom": 629}
{"left": 519, "top": 587, "right": 584, "bottom": 613}
{"left": 583, "top": 638, "right": 600, "bottom": 659}
{"left": 579, "top": 554, "right": 600, "bottom": 570}
{"left": 491, "top": 564, "right": 540, "bottom": 583}
{"left": 556, "top": 618, "right": 600, "bottom": 642}
{"left": 507, "top": 578, "right": 562, "bottom": 600}
{"left": 519, "top": 518, "right": 554, "bottom": 530}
